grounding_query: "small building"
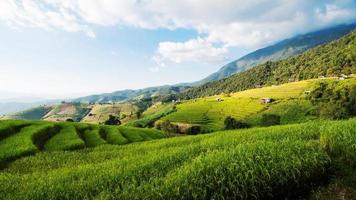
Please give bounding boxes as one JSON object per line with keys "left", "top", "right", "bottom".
{"left": 216, "top": 98, "right": 224, "bottom": 102}
{"left": 304, "top": 90, "right": 311, "bottom": 95}
{"left": 261, "top": 97, "right": 273, "bottom": 104}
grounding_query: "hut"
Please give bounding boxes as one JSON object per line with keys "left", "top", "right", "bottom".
{"left": 261, "top": 97, "right": 273, "bottom": 104}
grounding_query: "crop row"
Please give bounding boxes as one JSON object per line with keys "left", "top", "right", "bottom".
{"left": 1, "top": 119, "right": 354, "bottom": 199}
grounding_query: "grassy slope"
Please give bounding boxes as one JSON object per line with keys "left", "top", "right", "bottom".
{"left": 82, "top": 103, "right": 139, "bottom": 124}
{"left": 6, "top": 106, "right": 52, "bottom": 120}
{"left": 0, "top": 118, "right": 354, "bottom": 199}
{"left": 126, "top": 103, "right": 176, "bottom": 128}
{"left": 0, "top": 120, "right": 164, "bottom": 167}
{"left": 43, "top": 103, "right": 89, "bottom": 122}
{"left": 162, "top": 79, "right": 314, "bottom": 131}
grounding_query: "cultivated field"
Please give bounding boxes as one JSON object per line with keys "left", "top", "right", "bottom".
{"left": 160, "top": 80, "right": 316, "bottom": 131}
{"left": 0, "top": 118, "right": 354, "bottom": 199}
{"left": 0, "top": 120, "right": 164, "bottom": 168}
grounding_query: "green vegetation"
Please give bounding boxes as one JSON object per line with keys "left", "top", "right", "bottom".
{"left": 119, "top": 126, "right": 164, "bottom": 142}
{"left": 0, "top": 118, "right": 354, "bottom": 199}
{"left": 100, "top": 126, "right": 128, "bottom": 145}
{"left": 162, "top": 98, "right": 265, "bottom": 132}
{"left": 246, "top": 100, "right": 316, "bottom": 126}
{"left": 0, "top": 123, "right": 56, "bottom": 167}
{"left": 43, "top": 103, "right": 90, "bottom": 122}
{"left": 0, "top": 119, "right": 164, "bottom": 169}
{"left": 44, "top": 124, "right": 85, "bottom": 151}
{"left": 181, "top": 30, "right": 356, "bottom": 99}
{"left": 127, "top": 103, "right": 176, "bottom": 127}
{"left": 308, "top": 78, "right": 356, "bottom": 119}
{"left": 224, "top": 116, "right": 249, "bottom": 130}
{"left": 0, "top": 120, "right": 29, "bottom": 140}
{"left": 82, "top": 128, "right": 108, "bottom": 147}
{"left": 7, "top": 106, "right": 51, "bottom": 120}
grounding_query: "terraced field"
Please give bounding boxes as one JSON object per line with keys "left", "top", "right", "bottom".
{"left": 43, "top": 103, "right": 90, "bottom": 122}
{"left": 0, "top": 120, "right": 164, "bottom": 168}
{"left": 232, "top": 80, "right": 313, "bottom": 99}
{"left": 160, "top": 79, "right": 332, "bottom": 131}
{"left": 0, "top": 118, "right": 355, "bottom": 199}
{"left": 127, "top": 103, "right": 176, "bottom": 127}
{"left": 82, "top": 103, "right": 139, "bottom": 124}
{"left": 162, "top": 98, "right": 265, "bottom": 131}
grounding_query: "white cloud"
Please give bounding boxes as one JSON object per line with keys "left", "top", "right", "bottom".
{"left": 0, "top": 0, "right": 355, "bottom": 64}
{"left": 154, "top": 38, "right": 228, "bottom": 66}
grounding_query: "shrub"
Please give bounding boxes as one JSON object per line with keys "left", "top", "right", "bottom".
{"left": 160, "top": 120, "right": 179, "bottom": 135}
{"left": 104, "top": 115, "right": 121, "bottom": 125}
{"left": 186, "top": 126, "right": 201, "bottom": 135}
{"left": 224, "top": 116, "right": 249, "bottom": 130}
{"left": 261, "top": 114, "right": 281, "bottom": 126}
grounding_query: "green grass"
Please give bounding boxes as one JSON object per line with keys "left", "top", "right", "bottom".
{"left": 82, "top": 127, "right": 107, "bottom": 147}
{"left": 0, "top": 124, "right": 56, "bottom": 167}
{"left": 0, "top": 120, "right": 29, "bottom": 140}
{"left": 119, "top": 126, "right": 164, "bottom": 142}
{"left": 232, "top": 80, "right": 313, "bottom": 99}
{"left": 1, "top": 119, "right": 355, "bottom": 199}
{"left": 44, "top": 124, "right": 85, "bottom": 151}
{"left": 100, "top": 126, "right": 128, "bottom": 145}
{"left": 0, "top": 119, "right": 164, "bottom": 169}
{"left": 246, "top": 100, "right": 316, "bottom": 126}
{"left": 127, "top": 103, "right": 175, "bottom": 127}
{"left": 162, "top": 98, "right": 265, "bottom": 131}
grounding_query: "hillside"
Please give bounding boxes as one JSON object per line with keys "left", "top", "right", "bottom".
{"left": 0, "top": 118, "right": 355, "bottom": 199}
{"left": 181, "top": 29, "right": 356, "bottom": 99}
{"left": 82, "top": 103, "right": 139, "bottom": 124}
{"left": 69, "top": 24, "right": 356, "bottom": 105}
{"left": 157, "top": 80, "right": 313, "bottom": 132}
{"left": 74, "top": 85, "right": 191, "bottom": 103}
{"left": 194, "top": 23, "right": 356, "bottom": 85}
{"left": 0, "top": 120, "right": 164, "bottom": 167}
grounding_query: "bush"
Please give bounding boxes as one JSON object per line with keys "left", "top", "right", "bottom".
{"left": 160, "top": 120, "right": 179, "bottom": 135}
{"left": 261, "top": 114, "right": 281, "bottom": 126}
{"left": 104, "top": 115, "right": 121, "bottom": 125}
{"left": 186, "top": 126, "right": 201, "bottom": 135}
{"left": 224, "top": 116, "right": 249, "bottom": 130}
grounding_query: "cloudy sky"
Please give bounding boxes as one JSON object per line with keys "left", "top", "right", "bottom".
{"left": 0, "top": 0, "right": 355, "bottom": 99}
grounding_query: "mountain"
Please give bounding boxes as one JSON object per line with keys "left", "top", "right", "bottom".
{"left": 0, "top": 99, "right": 60, "bottom": 116}
{"left": 180, "top": 29, "right": 356, "bottom": 99}
{"left": 74, "top": 85, "right": 191, "bottom": 103}
{"left": 72, "top": 24, "right": 356, "bottom": 104}
{"left": 194, "top": 23, "right": 356, "bottom": 85}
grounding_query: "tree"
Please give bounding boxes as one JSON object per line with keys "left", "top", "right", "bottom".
{"left": 261, "top": 114, "right": 280, "bottom": 126}
{"left": 224, "top": 116, "right": 249, "bottom": 130}
{"left": 104, "top": 115, "right": 121, "bottom": 125}
{"left": 66, "top": 118, "right": 74, "bottom": 122}
{"left": 186, "top": 126, "right": 201, "bottom": 135}
{"left": 160, "top": 120, "right": 179, "bottom": 135}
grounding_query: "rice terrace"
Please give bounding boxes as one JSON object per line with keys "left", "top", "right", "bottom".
{"left": 0, "top": 1, "right": 356, "bottom": 199}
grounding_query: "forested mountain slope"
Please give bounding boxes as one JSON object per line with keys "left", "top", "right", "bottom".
{"left": 181, "top": 29, "right": 356, "bottom": 99}
{"left": 194, "top": 23, "right": 356, "bottom": 85}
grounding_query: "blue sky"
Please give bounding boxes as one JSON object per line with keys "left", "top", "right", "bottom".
{"left": 0, "top": 0, "right": 355, "bottom": 100}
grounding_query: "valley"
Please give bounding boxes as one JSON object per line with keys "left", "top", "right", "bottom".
{"left": 1, "top": 22, "right": 355, "bottom": 200}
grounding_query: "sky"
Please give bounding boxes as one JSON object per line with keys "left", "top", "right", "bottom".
{"left": 0, "top": 0, "right": 355, "bottom": 100}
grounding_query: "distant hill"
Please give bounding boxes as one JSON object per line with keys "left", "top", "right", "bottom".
{"left": 72, "top": 24, "right": 356, "bottom": 104}
{"left": 181, "top": 29, "right": 356, "bottom": 99}
{"left": 194, "top": 23, "right": 356, "bottom": 85}
{"left": 74, "top": 85, "right": 191, "bottom": 103}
